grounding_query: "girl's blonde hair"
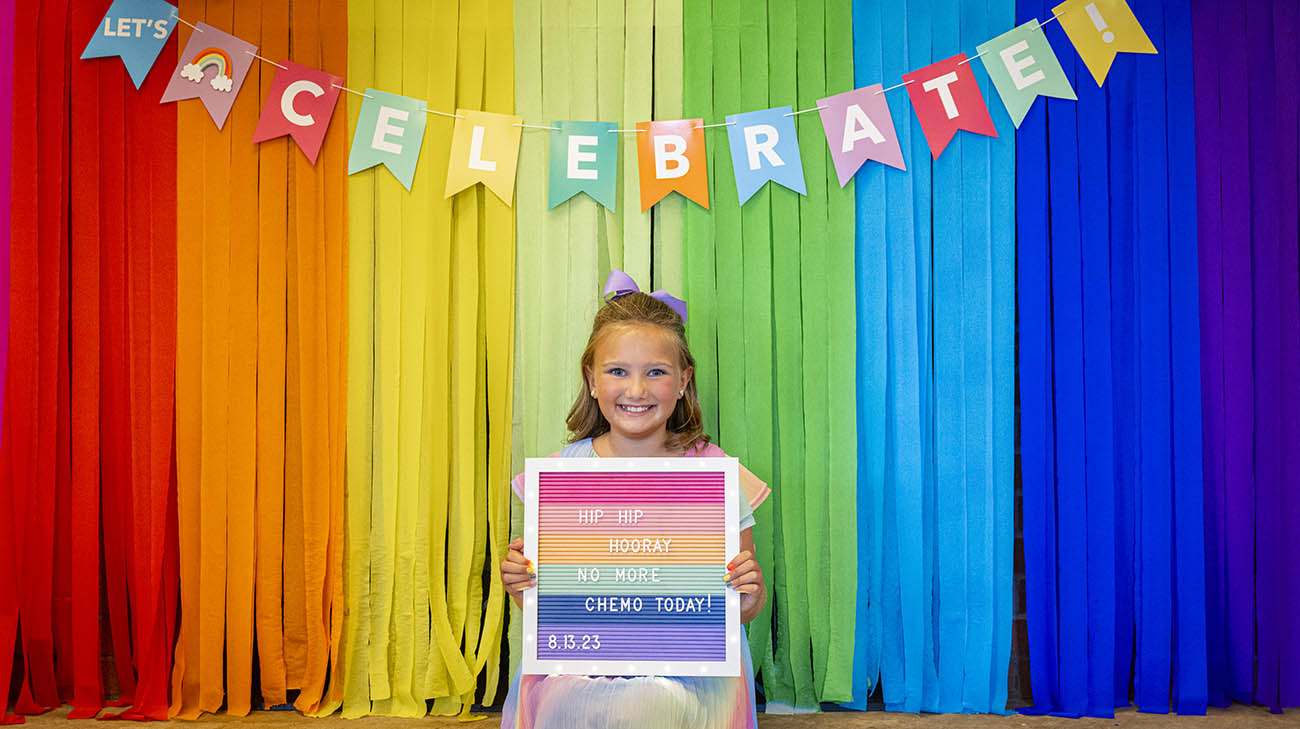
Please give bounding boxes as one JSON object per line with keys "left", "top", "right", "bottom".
{"left": 565, "top": 291, "right": 709, "bottom": 453}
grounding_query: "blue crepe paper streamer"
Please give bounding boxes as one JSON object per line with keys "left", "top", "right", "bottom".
{"left": 847, "top": 0, "right": 886, "bottom": 709}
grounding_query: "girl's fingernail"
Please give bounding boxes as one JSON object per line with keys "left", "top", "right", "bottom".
{"left": 726, "top": 581, "right": 733, "bottom": 588}
{"left": 723, "top": 572, "right": 731, "bottom": 582}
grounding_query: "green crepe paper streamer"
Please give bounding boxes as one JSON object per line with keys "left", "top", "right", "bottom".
{"left": 822, "top": 0, "right": 859, "bottom": 703}
{"left": 711, "top": 0, "right": 746, "bottom": 465}
{"left": 736, "top": 0, "right": 790, "bottom": 709}
{"left": 595, "top": 0, "right": 624, "bottom": 273}
{"left": 792, "top": 0, "right": 827, "bottom": 709}
{"left": 682, "top": 0, "right": 718, "bottom": 440}
{"left": 652, "top": 0, "right": 684, "bottom": 293}
{"left": 342, "top": 0, "right": 376, "bottom": 716}
{"left": 620, "top": 0, "right": 652, "bottom": 283}
{"left": 540, "top": 0, "right": 579, "bottom": 463}
{"left": 510, "top": 0, "right": 543, "bottom": 676}
{"left": 763, "top": 0, "right": 801, "bottom": 710}
{"left": 566, "top": 0, "right": 599, "bottom": 397}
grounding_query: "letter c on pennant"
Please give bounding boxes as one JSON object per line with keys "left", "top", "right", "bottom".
{"left": 281, "top": 79, "right": 325, "bottom": 127}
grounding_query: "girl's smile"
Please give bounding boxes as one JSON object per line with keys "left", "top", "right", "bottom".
{"left": 588, "top": 324, "right": 693, "bottom": 455}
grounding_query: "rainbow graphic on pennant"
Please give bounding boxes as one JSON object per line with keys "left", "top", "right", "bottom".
{"left": 180, "top": 47, "right": 234, "bottom": 92}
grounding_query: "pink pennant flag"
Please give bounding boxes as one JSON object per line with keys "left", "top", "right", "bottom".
{"left": 158, "top": 22, "right": 256, "bottom": 129}
{"left": 817, "top": 85, "right": 906, "bottom": 186}
{"left": 902, "top": 54, "right": 998, "bottom": 158}
{"left": 251, "top": 61, "right": 343, "bottom": 164}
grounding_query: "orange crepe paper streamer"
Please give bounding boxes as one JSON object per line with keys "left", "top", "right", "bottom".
{"left": 254, "top": 0, "right": 290, "bottom": 709}
{"left": 171, "top": 0, "right": 347, "bottom": 717}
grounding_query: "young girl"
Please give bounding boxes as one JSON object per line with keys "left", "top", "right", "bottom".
{"left": 499, "top": 272, "right": 770, "bottom": 729}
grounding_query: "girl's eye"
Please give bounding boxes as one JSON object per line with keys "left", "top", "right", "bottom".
{"left": 648, "top": 368, "right": 668, "bottom": 377}
{"left": 606, "top": 367, "right": 626, "bottom": 376}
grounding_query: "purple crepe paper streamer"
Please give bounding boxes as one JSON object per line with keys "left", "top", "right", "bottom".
{"left": 1246, "top": 0, "right": 1282, "bottom": 712}
{"left": 1273, "top": 0, "right": 1300, "bottom": 710}
{"left": 1213, "top": 0, "right": 1258, "bottom": 705}
{"left": 1190, "top": 0, "right": 1228, "bottom": 708}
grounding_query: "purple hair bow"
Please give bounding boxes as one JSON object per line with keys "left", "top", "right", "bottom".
{"left": 603, "top": 269, "right": 688, "bottom": 323}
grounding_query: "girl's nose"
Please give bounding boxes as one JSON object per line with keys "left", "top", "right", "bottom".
{"left": 626, "top": 376, "right": 647, "bottom": 397}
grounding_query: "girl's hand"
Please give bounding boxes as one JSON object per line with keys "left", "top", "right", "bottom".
{"left": 725, "top": 530, "right": 766, "bottom": 623}
{"left": 500, "top": 538, "right": 535, "bottom": 608}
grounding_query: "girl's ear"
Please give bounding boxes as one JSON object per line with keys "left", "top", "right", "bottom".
{"left": 679, "top": 365, "right": 694, "bottom": 395}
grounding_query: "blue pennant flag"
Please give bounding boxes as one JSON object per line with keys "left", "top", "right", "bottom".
{"left": 724, "top": 106, "right": 807, "bottom": 204}
{"left": 81, "top": 0, "right": 179, "bottom": 89}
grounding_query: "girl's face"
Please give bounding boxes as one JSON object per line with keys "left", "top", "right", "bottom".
{"left": 587, "top": 323, "right": 693, "bottom": 446}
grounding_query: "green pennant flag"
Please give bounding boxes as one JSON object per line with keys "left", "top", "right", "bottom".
{"left": 977, "top": 19, "right": 1077, "bottom": 128}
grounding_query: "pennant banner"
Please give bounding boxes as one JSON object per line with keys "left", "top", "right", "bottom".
{"left": 158, "top": 22, "right": 256, "bottom": 129}
{"left": 251, "top": 61, "right": 343, "bottom": 164}
{"left": 902, "top": 54, "right": 998, "bottom": 159}
{"left": 445, "top": 109, "right": 523, "bottom": 205}
{"left": 80, "top": 0, "right": 178, "bottom": 89}
{"left": 1053, "top": 0, "right": 1157, "bottom": 86}
{"left": 636, "top": 119, "right": 709, "bottom": 212}
{"left": 347, "top": 89, "right": 427, "bottom": 191}
{"left": 978, "top": 21, "right": 1077, "bottom": 128}
{"left": 817, "top": 85, "right": 906, "bottom": 186}
{"left": 724, "top": 106, "right": 806, "bottom": 205}
{"left": 547, "top": 121, "right": 618, "bottom": 210}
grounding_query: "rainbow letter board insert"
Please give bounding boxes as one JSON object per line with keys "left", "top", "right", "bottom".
{"left": 523, "top": 457, "right": 741, "bottom": 677}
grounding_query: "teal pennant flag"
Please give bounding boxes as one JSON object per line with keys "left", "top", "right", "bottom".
{"left": 977, "top": 20, "right": 1077, "bottom": 128}
{"left": 548, "top": 121, "right": 619, "bottom": 210}
{"left": 347, "top": 89, "right": 428, "bottom": 191}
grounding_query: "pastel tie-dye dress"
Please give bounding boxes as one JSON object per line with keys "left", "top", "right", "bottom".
{"left": 502, "top": 438, "right": 769, "bottom": 729}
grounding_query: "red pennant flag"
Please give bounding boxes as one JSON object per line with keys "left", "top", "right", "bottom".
{"left": 251, "top": 61, "right": 343, "bottom": 164}
{"left": 902, "top": 54, "right": 998, "bottom": 158}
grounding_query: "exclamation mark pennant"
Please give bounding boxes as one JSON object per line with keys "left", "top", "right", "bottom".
{"left": 1084, "top": 3, "right": 1116, "bottom": 43}
{"left": 1053, "top": 0, "right": 1157, "bottom": 85}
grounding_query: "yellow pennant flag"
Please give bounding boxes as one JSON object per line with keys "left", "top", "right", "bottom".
{"left": 1053, "top": 0, "right": 1157, "bottom": 86}
{"left": 444, "top": 108, "right": 523, "bottom": 205}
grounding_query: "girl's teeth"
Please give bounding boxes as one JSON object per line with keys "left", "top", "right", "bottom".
{"left": 621, "top": 405, "right": 650, "bottom": 413}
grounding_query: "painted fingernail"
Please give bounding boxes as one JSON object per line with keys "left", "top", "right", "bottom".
{"left": 723, "top": 572, "right": 731, "bottom": 582}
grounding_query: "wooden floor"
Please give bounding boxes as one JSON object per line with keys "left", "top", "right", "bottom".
{"left": 14, "top": 703, "right": 1299, "bottom": 728}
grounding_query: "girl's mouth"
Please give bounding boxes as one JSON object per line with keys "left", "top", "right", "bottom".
{"left": 617, "top": 404, "right": 654, "bottom": 414}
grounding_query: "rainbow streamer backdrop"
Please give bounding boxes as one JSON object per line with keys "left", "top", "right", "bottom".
{"left": 0, "top": 0, "right": 1296, "bottom": 721}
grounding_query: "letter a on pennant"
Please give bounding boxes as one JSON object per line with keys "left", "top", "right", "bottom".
{"left": 80, "top": 0, "right": 178, "bottom": 88}
{"left": 1053, "top": 0, "right": 1157, "bottom": 86}
{"left": 636, "top": 120, "right": 709, "bottom": 212}
{"left": 347, "top": 89, "right": 427, "bottom": 190}
{"left": 445, "top": 109, "right": 524, "bottom": 205}
{"left": 903, "top": 54, "right": 998, "bottom": 159}
{"left": 251, "top": 61, "right": 343, "bottom": 164}
{"left": 817, "top": 85, "right": 906, "bottom": 185}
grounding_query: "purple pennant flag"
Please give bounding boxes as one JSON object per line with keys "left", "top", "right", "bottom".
{"left": 817, "top": 84, "right": 906, "bottom": 186}
{"left": 159, "top": 22, "right": 256, "bottom": 129}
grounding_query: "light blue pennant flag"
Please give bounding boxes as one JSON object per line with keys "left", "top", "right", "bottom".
{"left": 548, "top": 121, "right": 619, "bottom": 210}
{"left": 724, "top": 106, "right": 807, "bottom": 205}
{"left": 80, "top": 0, "right": 178, "bottom": 89}
{"left": 347, "top": 89, "right": 428, "bottom": 191}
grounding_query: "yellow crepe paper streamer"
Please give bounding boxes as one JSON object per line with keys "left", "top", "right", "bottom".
{"left": 342, "top": 0, "right": 514, "bottom": 717}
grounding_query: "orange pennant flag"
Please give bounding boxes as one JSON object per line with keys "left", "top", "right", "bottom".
{"left": 636, "top": 119, "right": 709, "bottom": 212}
